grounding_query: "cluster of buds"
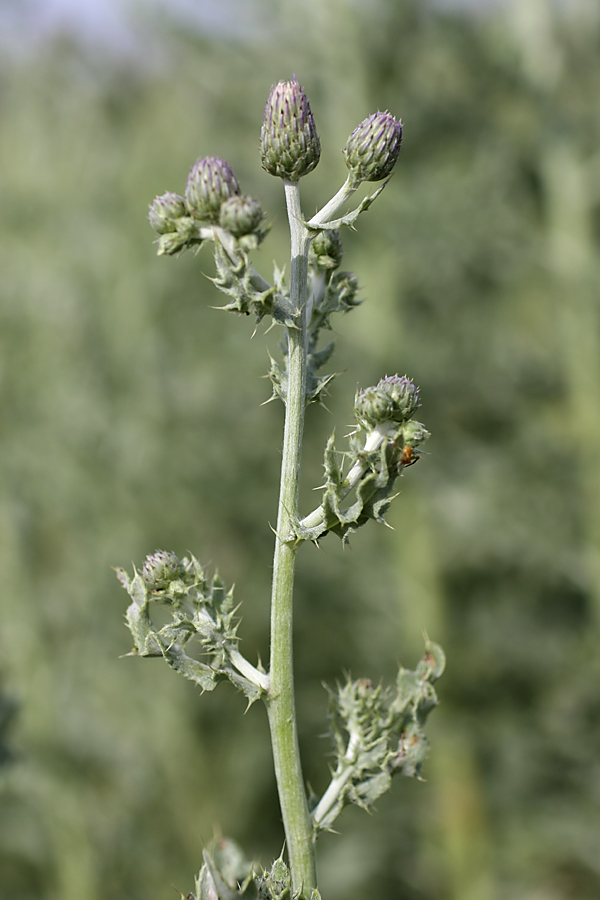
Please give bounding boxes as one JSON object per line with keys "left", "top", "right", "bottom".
{"left": 117, "top": 552, "right": 269, "bottom": 701}
{"left": 312, "top": 642, "right": 445, "bottom": 833}
{"left": 148, "top": 80, "right": 403, "bottom": 271}
{"left": 350, "top": 373, "right": 429, "bottom": 485}
{"left": 295, "top": 373, "right": 429, "bottom": 543}
{"left": 148, "top": 156, "right": 265, "bottom": 256}
{"left": 354, "top": 374, "right": 420, "bottom": 429}
{"left": 259, "top": 79, "right": 402, "bottom": 189}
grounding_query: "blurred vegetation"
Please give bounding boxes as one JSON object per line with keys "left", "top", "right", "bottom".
{"left": 1, "top": 0, "right": 599, "bottom": 898}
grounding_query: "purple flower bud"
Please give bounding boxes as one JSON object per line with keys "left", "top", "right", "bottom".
{"left": 260, "top": 78, "right": 321, "bottom": 181}
{"left": 185, "top": 157, "right": 240, "bottom": 223}
{"left": 344, "top": 111, "right": 402, "bottom": 183}
{"left": 148, "top": 192, "right": 187, "bottom": 234}
{"left": 354, "top": 374, "right": 419, "bottom": 429}
{"left": 377, "top": 374, "right": 419, "bottom": 419}
{"left": 141, "top": 550, "right": 185, "bottom": 590}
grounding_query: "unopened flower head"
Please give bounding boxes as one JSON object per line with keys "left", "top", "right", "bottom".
{"left": 260, "top": 78, "right": 321, "bottom": 181}
{"left": 377, "top": 374, "right": 419, "bottom": 419}
{"left": 148, "top": 192, "right": 187, "bottom": 234}
{"left": 185, "top": 157, "right": 240, "bottom": 223}
{"left": 219, "top": 194, "right": 264, "bottom": 237}
{"left": 343, "top": 111, "right": 403, "bottom": 183}
{"left": 141, "top": 550, "right": 185, "bottom": 590}
{"left": 401, "top": 419, "right": 430, "bottom": 449}
{"left": 354, "top": 374, "right": 419, "bottom": 429}
{"left": 310, "top": 229, "right": 343, "bottom": 270}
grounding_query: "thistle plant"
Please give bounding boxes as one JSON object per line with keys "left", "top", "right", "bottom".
{"left": 116, "top": 78, "right": 444, "bottom": 899}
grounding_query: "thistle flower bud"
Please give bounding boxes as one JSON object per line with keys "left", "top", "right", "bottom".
{"left": 377, "top": 374, "right": 419, "bottom": 418}
{"left": 185, "top": 157, "right": 240, "bottom": 222}
{"left": 148, "top": 192, "right": 187, "bottom": 234}
{"left": 141, "top": 550, "right": 185, "bottom": 591}
{"left": 343, "top": 111, "right": 402, "bottom": 183}
{"left": 402, "top": 419, "right": 430, "bottom": 448}
{"left": 257, "top": 857, "right": 291, "bottom": 900}
{"left": 354, "top": 374, "right": 419, "bottom": 429}
{"left": 219, "top": 194, "right": 264, "bottom": 237}
{"left": 260, "top": 78, "right": 321, "bottom": 181}
{"left": 310, "top": 229, "right": 343, "bottom": 270}
{"left": 354, "top": 385, "right": 395, "bottom": 429}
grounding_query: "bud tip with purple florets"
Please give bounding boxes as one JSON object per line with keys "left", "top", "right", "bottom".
{"left": 185, "top": 156, "right": 241, "bottom": 223}
{"left": 344, "top": 111, "right": 403, "bottom": 184}
{"left": 354, "top": 374, "right": 419, "bottom": 429}
{"left": 260, "top": 77, "right": 321, "bottom": 181}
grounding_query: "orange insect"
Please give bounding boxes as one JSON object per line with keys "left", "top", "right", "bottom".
{"left": 399, "top": 445, "right": 419, "bottom": 468}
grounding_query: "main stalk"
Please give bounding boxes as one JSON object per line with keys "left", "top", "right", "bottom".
{"left": 266, "top": 180, "right": 316, "bottom": 896}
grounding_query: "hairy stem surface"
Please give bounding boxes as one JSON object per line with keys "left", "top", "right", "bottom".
{"left": 266, "top": 180, "right": 316, "bottom": 895}
{"left": 308, "top": 175, "right": 359, "bottom": 227}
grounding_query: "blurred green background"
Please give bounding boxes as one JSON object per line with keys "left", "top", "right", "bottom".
{"left": 1, "top": 0, "right": 599, "bottom": 898}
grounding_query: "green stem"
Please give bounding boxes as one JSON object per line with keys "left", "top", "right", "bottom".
{"left": 308, "top": 175, "right": 360, "bottom": 227}
{"left": 266, "top": 179, "right": 317, "bottom": 896}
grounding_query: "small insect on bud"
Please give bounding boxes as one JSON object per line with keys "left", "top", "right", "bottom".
{"left": 260, "top": 77, "right": 321, "bottom": 181}
{"left": 185, "top": 157, "right": 240, "bottom": 223}
{"left": 310, "top": 229, "right": 343, "bottom": 270}
{"left": 354, "top": 374, "right": 419, "bottom": 429}
{"left": 141, "top": 550, "right": 185, "bottom": 591}
{"left": 148, "top": 192, "right": 187, "bottom": 234}
{"left": 219, "top": 194, "right": 264, "bottom": 237}
{"left": 343, "top": 111, "right": 403, "bottom": 184}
